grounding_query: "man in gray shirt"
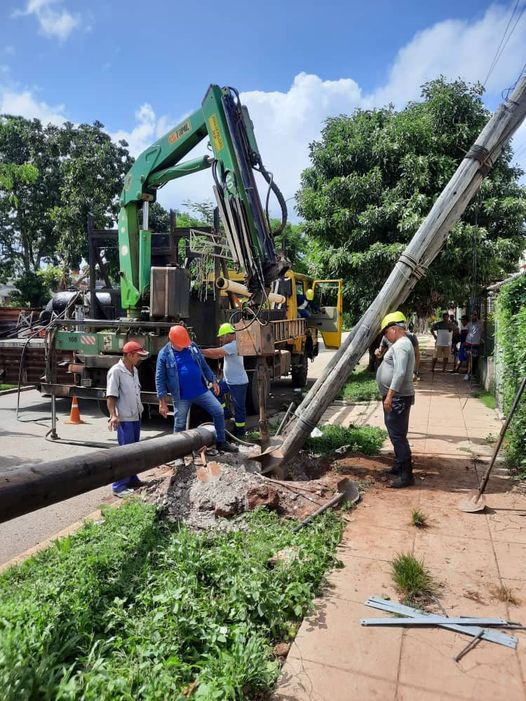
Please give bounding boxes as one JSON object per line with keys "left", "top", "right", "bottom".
{"left": 106, "top": 340, "right": 149, "bottom": 497}
{"left": 376, "top": 312, "right": 415, "bottom": 488}
{"left": 202, "top": 323, "right": 249, "bottom": 438}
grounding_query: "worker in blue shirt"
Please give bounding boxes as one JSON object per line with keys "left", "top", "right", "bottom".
{"left": 202, "top": 323, "right": 249, "bottom": 438}
{"left": 155, "top": 325, "right": 238, "bottom": 453}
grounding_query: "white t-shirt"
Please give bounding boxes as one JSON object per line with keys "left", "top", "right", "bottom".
{"left": 467, "top": 321, "right": 482, "bottom": 345}
{"left": 222, "top": 340, "right": 248, "bottom": 385}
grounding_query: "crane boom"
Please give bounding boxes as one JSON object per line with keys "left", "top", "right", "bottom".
{"left": 118, "top": 84, "right": 289, "bottom": 315}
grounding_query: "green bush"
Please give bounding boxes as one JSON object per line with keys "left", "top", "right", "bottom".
{"left": 0, "top": 502, "right": 343, "bottom": 700}
{"left": 305, "top": 423, "right": 386, "bottom": 455}
{"left": 495, "top": 275, "right": 526, "bottom": 473}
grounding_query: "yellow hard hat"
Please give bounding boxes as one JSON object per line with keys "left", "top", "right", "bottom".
{"left": 305, "top": 288, "right": 314, "bottom": 301}
{"left": 217, "top": 322, "right": 236, "bottom": 337}
{"left": 380, "top": 311, "right": 406, "bottom": 332}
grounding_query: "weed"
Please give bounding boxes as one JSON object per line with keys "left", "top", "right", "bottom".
{"left": 471, "top": 390, "right": 497, "bottom": 410}
{"left": 0, "top": 502, "right": 343, "bottom": 699}
{"left": 489, "top": 584, "right": 520, "bottom": 606}
{"left": 305, "top": 424, "right": 386, "bottom": 456}
{"left": 391, "top": 552, "right": 436, "bottom": 603}
{"left": 410, "top": 509, "right": 428, "bottom": 528}
{"left": 338, "top": 369, "right": 381, "bottom": 402}
{"left": 484, "top": 432, "right": 497, "bottom": 444}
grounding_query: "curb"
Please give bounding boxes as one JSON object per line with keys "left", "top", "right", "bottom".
{"left": 0, "top": 385, "right": 35, "bottom": 396}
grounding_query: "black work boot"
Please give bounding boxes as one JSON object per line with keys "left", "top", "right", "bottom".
{"left": 388, "top": 463, "right": 414, "bottom": 488}
{"left": 217, "top": 441, "right": 239, "bottom": 454}
{"left": 383, "top": 466, "right": 401, "bottom": 477}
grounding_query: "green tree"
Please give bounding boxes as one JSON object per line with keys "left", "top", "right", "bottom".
{"left": 273, "top": 220, "right": 308, "bottom": 272}
{"left": 298, "top": 78, "right": 526, "bottom": 320}
{"left": 0, "top": 116, "right": 133, "bottom": 305}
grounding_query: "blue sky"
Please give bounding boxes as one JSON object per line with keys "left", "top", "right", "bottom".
{"left": 1, "top": 0, "right": 526, "bottom": 215}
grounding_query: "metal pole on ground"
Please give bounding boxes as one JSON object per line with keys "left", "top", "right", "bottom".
{"left": 0, "top": 426, "right": 216, "bottom": 524}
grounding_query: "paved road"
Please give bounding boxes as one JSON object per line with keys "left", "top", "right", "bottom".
{"left": 0, "top": 390, "right": 171, "bottom": 566}
{"left": 0, "top": 336, "right": 344, "bottom": 566}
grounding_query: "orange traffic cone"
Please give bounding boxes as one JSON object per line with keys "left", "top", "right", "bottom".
{"left": 65, "top": 395, "right": 87, "bottom": 424}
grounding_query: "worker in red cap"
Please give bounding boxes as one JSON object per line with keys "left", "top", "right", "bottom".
{"left": 106, "top": 340, "right": 149, "bottom": 497}
{"left": 155, "top": 325, "right": 238, "bottom": 453}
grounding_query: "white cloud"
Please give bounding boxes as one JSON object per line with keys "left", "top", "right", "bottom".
{"left": 369, "top": 4, "right": 526, "bottom": 108}
{"left": 5, "top": 2, "right": 525, "bottom": 219}
{"left": 0, "top": 89, "right": 66, "bottom": 124}
{"left": 111, "top": 74, "right": 363, "bottom": 216}
{"left": 13, "top": 0, "right": 80, "bottom": 41}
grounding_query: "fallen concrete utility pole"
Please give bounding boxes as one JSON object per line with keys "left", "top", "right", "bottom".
{"left": 0, "top": 426, "right": 216, "bottom": 524}
{"left": 261, "top": 71, "right": 526, "bottom": 473}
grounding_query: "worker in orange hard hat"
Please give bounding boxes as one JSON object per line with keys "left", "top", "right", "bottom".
{"left": 106, "top": 340, "right": 150, "bottom": 497}
{"left": 155, "top": 325, "right": 238, "bottom": 453}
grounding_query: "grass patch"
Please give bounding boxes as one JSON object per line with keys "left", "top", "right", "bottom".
{"left": 0, "top": 501, "right": 343, "bottom": 700}
{"left": 391, "top": 552, "right": 436, "bottom": 604}
{"left": 0, "top": 384, "right": 15, "bottom": 391}
{"left": 338, "top": 369, "right": 381, "bottom": 402}
{"left": 305, "top": 423, "right": 386, "bottom": 456}
{"left": 410, "top": 509, "right": 428, "bottom": 528}
{"left": 471, "top": 389, "right": 497, "bottom": 410}
{"left": 489, "top": 584, "right": 520, "bottom": 606}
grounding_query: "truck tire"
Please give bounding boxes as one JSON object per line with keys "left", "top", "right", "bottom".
{"left": 291, "top": 353, "right": 308, "bottom": 388}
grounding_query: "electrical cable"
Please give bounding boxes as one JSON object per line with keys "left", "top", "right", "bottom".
{"left": 483, "top": 0, "right": 524, "bottom": 87}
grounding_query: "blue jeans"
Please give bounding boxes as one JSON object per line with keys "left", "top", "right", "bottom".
{"left": 174, "top": 390, "right": 225, "bottom": 443}
{"left": 383, "top": 395, "right": 413, "bottom": 472}
{"left": 219, "top": 380, "right": 248, "bottom": 434}
{"left": 113, "top": 420, "right": 141, "bottom": 493}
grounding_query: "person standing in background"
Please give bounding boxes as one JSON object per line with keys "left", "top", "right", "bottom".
{"left": 464, "top": 310, "right": 483, "bottom": 381}
{"left": 431, "top": 312, "right": 453, "bottom": 373}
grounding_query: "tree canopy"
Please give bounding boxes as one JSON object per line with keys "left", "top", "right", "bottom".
{"left": 0, "top": 116, "right": 133, "bottom": 305}
{"left": 298, "top": 78, "right": 526, "bottom": 319}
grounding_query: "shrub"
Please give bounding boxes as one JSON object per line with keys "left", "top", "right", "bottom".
{"left": 495, "top": 275, "right": 526, "bottom": 472}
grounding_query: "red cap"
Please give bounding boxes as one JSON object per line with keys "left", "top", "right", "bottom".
{"left": 122, "top": 341, "right": 149, "bottom": 356}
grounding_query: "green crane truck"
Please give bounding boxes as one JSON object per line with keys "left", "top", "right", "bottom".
{"left": 39, "top": 85, "right": 342, "bottom": 414}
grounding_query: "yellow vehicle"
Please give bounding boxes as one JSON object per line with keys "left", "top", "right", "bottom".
{"left": 213, "top": 269, "right": 343, "bottom": 410}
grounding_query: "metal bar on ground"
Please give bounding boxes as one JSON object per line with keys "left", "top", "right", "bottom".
{"left": 0, "top": 426, "right": 216, "bottom": 525}
{"left": 365, "top": 598, "right": 518, "bottom": 649}
{"left": 361, "top": 616, "right": 514, "bottom": 626}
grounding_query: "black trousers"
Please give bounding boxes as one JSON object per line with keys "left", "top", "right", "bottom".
{"left": 383, "top": 395, "right": 414, "bottom": 473}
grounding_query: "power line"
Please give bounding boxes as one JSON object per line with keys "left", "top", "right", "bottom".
{"left": 483, "top": 0, "right": 525, "bottom": 87}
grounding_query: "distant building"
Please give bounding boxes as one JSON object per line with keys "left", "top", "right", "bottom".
{"left": 0, "top": 282, "right": 18, "bottom": 305}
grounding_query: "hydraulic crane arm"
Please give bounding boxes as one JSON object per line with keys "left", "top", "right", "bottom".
{"left": 118, "top": 84, "right": 289, "bottom": 314}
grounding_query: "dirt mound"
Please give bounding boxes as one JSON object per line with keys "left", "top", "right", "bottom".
{"left": 141, "top": 445, "right": 376, "bottom": 531}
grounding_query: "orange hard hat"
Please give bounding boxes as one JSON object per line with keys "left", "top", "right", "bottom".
{"left": 169, "top": 325, "right": 191, "bottom": 348}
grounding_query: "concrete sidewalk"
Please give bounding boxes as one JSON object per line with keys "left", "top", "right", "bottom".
{"left": 274, "top": 338, "right": 526, "bottom": 700}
